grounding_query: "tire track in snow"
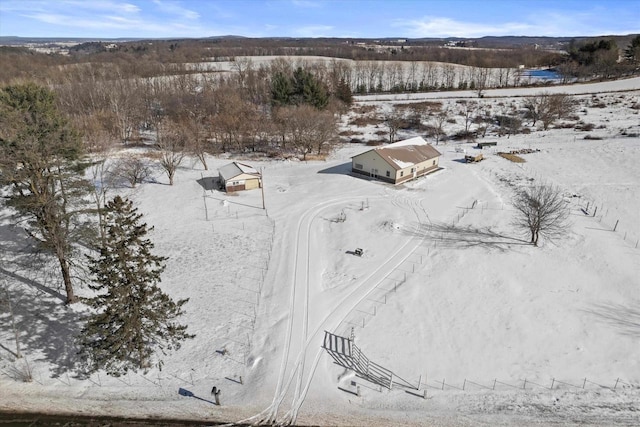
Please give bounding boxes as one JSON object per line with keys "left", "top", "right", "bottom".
{"left": 243, "top": 192, "right": 430, "bottom": 426}
{"left": 282, "top": 194, "right": 431, "bottom": 424}
{"left": 250, "top": 195, "right": 385, "bottom": 426}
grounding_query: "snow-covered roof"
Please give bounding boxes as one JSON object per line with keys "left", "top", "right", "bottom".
{"left": 382, "top": 136, "right": 429, "bottom": 149}
{"left": 218, "top": 162, "right": 261, "bottom": 181}
{"left": 354, "top": 137, "right": 441, "bottom": 170}
{"left": 236, "top": 162, "right": 259, "bottom": 175}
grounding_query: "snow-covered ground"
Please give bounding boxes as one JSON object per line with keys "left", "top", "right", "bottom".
{"left": 1, "top": 79, "right": 639, "bottom": 426}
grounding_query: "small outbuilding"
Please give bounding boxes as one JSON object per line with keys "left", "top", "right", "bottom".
{"left": 351, "top": 137, "right": 442, "bottom": 185}
{"left": 218, "top": 162, "right": 262, "bottom": 192}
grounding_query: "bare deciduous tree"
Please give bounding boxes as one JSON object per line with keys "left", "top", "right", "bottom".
{"left": 429, "top": 110, "right": 449, "bottom": 145}
{"left": 89, "top": 159, "right": 115, "bottom": 245}
{"left": 1, "top": 282, "right": 22, "bottom": 359}
{"left": 113, "top": 154, "right": 153, "bottom": 188}
{"left": 471, "top": 66, "right": 491, "bottom": 98}
{"left": 156, "top": 121, "right": 186, "bottom": 185}
{"left": 276, "top": 105, "right": 336, "bottom": 160}
{"left": 512, "top": 185, "right": 570, "bottom": 246}
{"left": 524, "top": 92, "right": 575, "bottom": 130}
{"left": 108, "top": 76, "right": 144, "bottom": 143}
{"left": 457, "top": 100, "right": 478, "bottom": 133}
{"left": 385, "top": 109, "right": 403, "bottom": 144}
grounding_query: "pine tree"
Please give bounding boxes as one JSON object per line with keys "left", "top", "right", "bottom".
{"left": 293, "top": 67, "right": 329, "bottom": 109}
{"left": 0, "top": 83, "right": 91, "bottom": 304}
{"left": 625, "top": 35, "right": 640, "bottom": 64}
{"left": 78, "top": 196, "right": 193, "bottom": 376}
{"left": 334, "top": 78, "right": 353, "bottom": 106}
{"left": 270, "top": 71, "right": 293, "bottom": 107}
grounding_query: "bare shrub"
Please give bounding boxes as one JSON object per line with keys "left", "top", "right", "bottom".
{"left": 353, "top": 105, "right": 377, "bottom": 114}
{"left": 349, "top": 116, "right": 380, "bottom": 127}
{"left": 576, "top": 122, "right": 596, "bottom": 131}
{"left": 112, "top": 154, "right": 153, "bottom": 188}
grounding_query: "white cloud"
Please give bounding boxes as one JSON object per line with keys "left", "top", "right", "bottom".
{"left": 395, "top": 17, "right": 535, "bottom": 38}
{"left": 152, "top": 0, "right": 200, "bottom": 20}
{"left": 63, "top": 1, "right": 141, "bottom": 15}
{"left": 395, "top": 10, "right": 640, "bottom": 39}
{"left": 294, "top": 25, "right": 333, "bottom": 37}
{"left": 2, "top": 0, "right": 211, "bottom": 37}
{"left": 22, "top": 10, "right": 208, "bottom": 38}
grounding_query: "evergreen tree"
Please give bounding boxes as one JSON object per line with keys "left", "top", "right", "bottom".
{"left": 270, "top": 71, "right": 293, "bottom": 107}
{"left": 625, "top": 35, "right": 640, "bottom": 64}
{"left": 271, "top": 67, "right": 329, "bottom": 110}
{"left": 334, "top": 78, "right": 353, "bottom": 106}
{"left": 293, "top": 67, "right": 329, "bottom": 109}
{"left": 78, "top": 196, "right": 193, "bottom": 376}
{"left": 0, "top": 83, "right": 91, "bottom": 304}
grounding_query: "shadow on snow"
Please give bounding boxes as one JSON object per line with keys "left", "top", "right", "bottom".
{"left": 402, "top": 221, "right": 530, "bottom": 251}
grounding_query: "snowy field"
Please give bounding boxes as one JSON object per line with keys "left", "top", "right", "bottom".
{"left": 1, "top": 79, "right": 639, "bottom": 426}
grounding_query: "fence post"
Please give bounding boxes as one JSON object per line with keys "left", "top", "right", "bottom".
{"left": 523, "top": 378, "right": 527, "bottom": 390}
{"left": 463, "top": 379, "right": 466, "bottom": 390}
{"left": 583, "top": 378, "right": 586, "bottom": 389}
{"left": 493, "top": 379, "right": 496, "bottom": 390}
{"left": 551, "top": 378, "right": 555, "bottom": 389}
{"left": 613, "top": 220, "right": 619, "bottom": 232}
{"left": 614, "top": 378, "right": 619, "bottom": 389}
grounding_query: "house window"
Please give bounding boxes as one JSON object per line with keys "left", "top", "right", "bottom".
{"left": 411, "top": 168, "right": 415, "bottom": 173}
{"left": 432, "top": 160, "right": 436, "bottom": 165}
{"left": 400, "top": 171, "right": 404, "bottom": 177}
{"left": 355, "top": 163, "right": 363, "bottom": 169}
{"left": 386, "top": 171, "right": 390, "bottom": 177}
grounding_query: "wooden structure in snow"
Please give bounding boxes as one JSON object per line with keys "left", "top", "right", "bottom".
{"left": 464, "top": 153, "right": 484, "bottom": 163}
{"left": 218, "top": 162, "right": 262, "bottom": 192}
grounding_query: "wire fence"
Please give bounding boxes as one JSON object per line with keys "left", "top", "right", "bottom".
{"left": 333, "top": 198, "right": 638, "bottom": 401}
{"left": 506, "top": 161, "right": 640, "bottom": 251}
{"left": 195, "top": 183, "right": 276, "bottom": 391}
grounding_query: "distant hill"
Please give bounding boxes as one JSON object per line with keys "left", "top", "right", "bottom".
{"left": 2, "top": 34, "right": 637, "bottom": 48}
{"left": 0, "top": 36, "right": 143, "bottom": 45}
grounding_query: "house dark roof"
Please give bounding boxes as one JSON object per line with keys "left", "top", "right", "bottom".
{"left": 372, "top": 137, "right": 441, "bottom": 170}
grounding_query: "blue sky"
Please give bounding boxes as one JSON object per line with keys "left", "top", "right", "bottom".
{"left": 0, "top": 0, "right": 638, "bottom": 39}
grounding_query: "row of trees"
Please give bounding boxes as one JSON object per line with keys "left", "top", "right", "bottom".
{"left": 384, "top": 92, "right": 576, "bottom": 145}
{"left": 0, "top": 84, "right": 192, "bottom": 376}
{"left": 47, "top": 58, "right": 347, "bottom": 165}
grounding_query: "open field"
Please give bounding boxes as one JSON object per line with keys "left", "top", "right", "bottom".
{"left": 1, "top": 79, "right": 639, "bottom": 426}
